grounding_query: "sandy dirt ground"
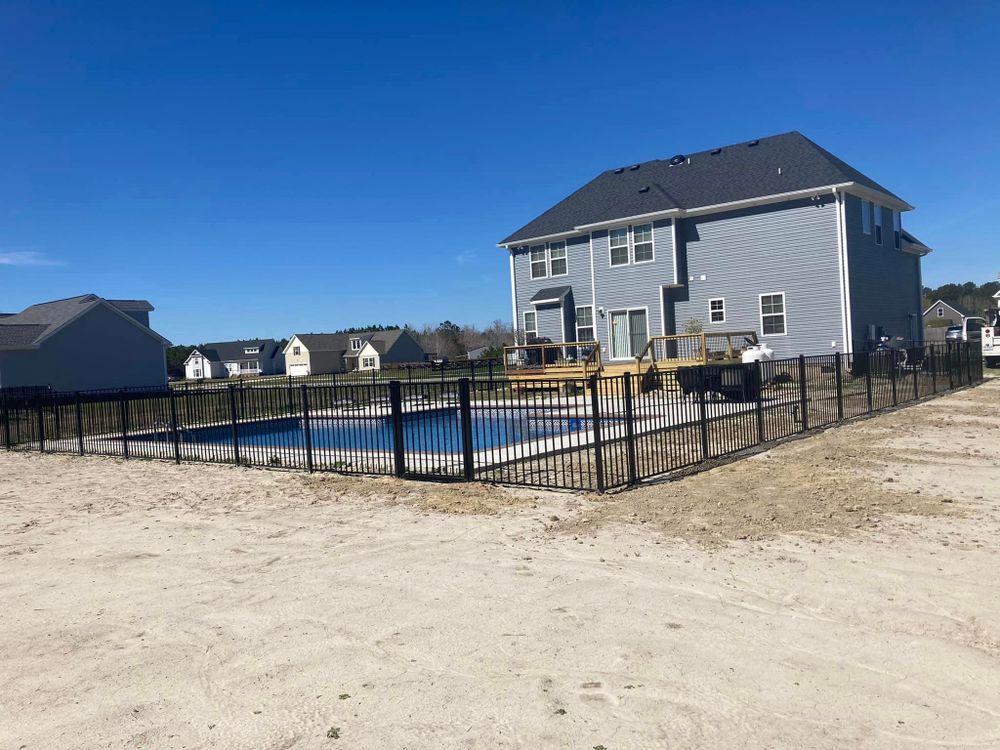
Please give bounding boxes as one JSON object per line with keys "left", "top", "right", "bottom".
{"left": 2, "top": 376, "right": 999, "bottom": 749}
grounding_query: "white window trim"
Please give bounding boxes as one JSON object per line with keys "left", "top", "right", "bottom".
{"left": 606, "top": 306, "right": 650, "bottom": 360}
{"left": 873, "top": 204, "right": 883, "bottom": 246}
{"left": 575, "top": 305, "right": 596, "bottom": 342}
{"left": 292, "top": 346, "right": 301, "bottom": 356}
{"left": 892, "top": 210, "right": 901, "bottom": 250}
{"left": 861, "top": 199, "right": 871, "bottom": 235}
{"left": 607, "top": 224, "right": 656, "bottom": 268}
{"left": 350, "top": 338, "right": 362, "bottom": 351}
{"left": 523, "top": 310, "right": 538, "bottom": 339}
{"left": 759, "top": 292, "right": 788, "bottom": 337}
{"left": 529, "top": 246, "right": 548, "bottom": 280}
{"left": 548, "top": 240, "right": 568, "bottom": 277}
{"left": 936, "top": 307, "right": 944, "bottom": 318}
{"left": 708, "top": 297, "right": 726, "bottom": 324}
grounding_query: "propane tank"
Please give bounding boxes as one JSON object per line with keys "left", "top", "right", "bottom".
{"left": 741, "top": 342, "right": 774, "bottom": 363}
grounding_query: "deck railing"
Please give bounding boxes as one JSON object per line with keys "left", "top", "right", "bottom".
{"left": 503, "top": 341, "right": 602, "bottom": 377}
{"left": 636, "top": 331, "right": 759, "bottom": 369}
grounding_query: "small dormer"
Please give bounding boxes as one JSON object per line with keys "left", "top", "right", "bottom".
{"left": 350, "top": 337, "right": 362, "bottom": 351}
{"left": 244, "top": 345, "right": 261, "bottom": 355}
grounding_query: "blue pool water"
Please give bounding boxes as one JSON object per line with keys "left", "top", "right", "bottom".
{"left": 141, "top": 408, "right": 591, "bottom": 453}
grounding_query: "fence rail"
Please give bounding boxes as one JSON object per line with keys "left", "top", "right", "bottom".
{"left": 1, "top": 342, "right": 983, "bottom": 492}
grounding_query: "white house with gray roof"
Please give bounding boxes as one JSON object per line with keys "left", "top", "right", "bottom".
{"left": 0, "top": 294, "right": 170, "bottom": 392}
{"left": 499, "top": 131, "right": 932, "bottom": 359}
{"left": 183, "top": 339, "right": 285, "bottom": 380}
{"left": 283, "top": 329, "right": 425, "bottom": 376}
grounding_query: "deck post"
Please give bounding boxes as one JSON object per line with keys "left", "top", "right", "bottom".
{"left": 697, "top": 367, "right": 710, "bottom": 459}
{"left": 118, "top": 391, "right": 129, "bottom": 459}
{"left": 588, "top": 374, "right": 605, "bottom": 493}
{"left": 458, "top": 378, "right": 475, "bottom": 481}
{"left": 834, "top": 354, "right": 845, "bottom": 421}
{"left": 75, "top": 392, "right": 85, "bottom": 455}
{"left": 227, "top": 384, "right": 240, "bottom": 466}
{"left": 754, "top": 361, "right": 765, "bottom": 444}
{"left": 622, "top": 374, "right": 638, "bottom": 485}
{"left": 169, "top": 389, "right": 181, "bottom": 464}
{"left": 798, "top": 355, "right": 809, "bottom": 431}
{"left": 301, "top": 385, "right": 313, "bottom": 473}
{"left": 389, "top": 380, "right": 406, "bottom": 478}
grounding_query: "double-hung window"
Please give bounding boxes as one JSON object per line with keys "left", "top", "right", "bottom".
{"left": 609, "top": 228, "right": 630, "bottom": 266}
{"left": 575, "top": 306, "right": 595, "bottom": 341}
{"left": 523, "top": 311, "right": 538, "bottom": 339}
{"left": 892, "top": 211, "right": 900, "bottom": 250}
{"left": 709, "top": 298, "right": 725, "bottom": 324}
{"left": 873, "top": 204, "right": 883, "bottom": 245}
{"left": 760, "top": 293, "right": 786, "bottom": 335}
{"left": 861, "top": 199, "right": 871, "bottom": 235}
{"left": 361, "top": 356, "right": 376, "bottom": 369}
{"left": 292, "top": 346, "right": 301, "bottom": 356}
{"left": 548, "top": 241, "right": 567, "bottom": 276}
{"left": 530, "top": 246, "right": 548, "bottom": 279}
{"left": 632, "top": 223, "right": 653, "bottom": 262}
{"left": 350, "top": 338, "right": 361, "bottom": 351}
{"left": 609, "top": 224, "right": 654, "bottom": 265}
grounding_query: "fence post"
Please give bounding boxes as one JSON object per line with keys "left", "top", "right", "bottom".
{"left": 912, "top": 348, "right": 919, "bottom": 400}
{"left": 930, "top": 345, "right": 937, "bottom": 393}
{"left": 697, "top": 367, "right": 710, "bottom": 459}
{"left": 965, "top": 342, "right": 972, "bottom": 384}
{"left": 947, "top": 343, "right": 955, "bottom": 390}
{"left": 458, "top": 378, "right": 475, "bottom": 481}
{"left": 118, "top": 391, "right": 129, "bottom": 459}
{"left": 834, "top": 354, "right": 845, "bottom": 421}
{"left": 889, "top": 351, "right": 898, "bottom": 406}
{"left": 36, "top": 396, "right": 46, "bottom": 453}
{"left": 754, "top": 361, "right": 765, "bottom": 444}
{"left": 389, "top": 381, "right": 406, "bottom": 478}
{"left": 1, "top": 394, "right": 11, "bottom": 450}
{"left": 75, "top": 392, "right": 85, "bottom": 456}
{"left": 169, "top": 389, "right": 181, "bottom": 464}
{"left": 798, "top": 355, "right": 809, "bottom": 431}
{"left": 622, "top": 375, "right": 638, "bottom": 485}
{"left": 488, "top": 359, "right": 494, "bottom": 382}
{"left": 588, "top": 374, "right": 605, "bottom": 493}
{"left": 227, "top": 384, "right": 240, "bottom": 466}
{"left": 864, "top": 350, "right": 874, "bottom": 413}
{"left": 301, "top": 385, "right": 313, "bottom": 473}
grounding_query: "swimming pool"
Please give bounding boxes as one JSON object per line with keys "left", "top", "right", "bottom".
{"left": 137, "top": 408, "right": 593, "bottom": 453}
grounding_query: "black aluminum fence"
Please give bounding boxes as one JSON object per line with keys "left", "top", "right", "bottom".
{"left": 1, "top": 342, "right": 983, "bottom": 492}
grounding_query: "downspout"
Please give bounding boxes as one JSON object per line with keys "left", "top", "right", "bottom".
{"left": 834, "top": 189, "right": 854, "bottom": 355}
{"left": 509, "top": 250, "right": 517, "bottom": 337}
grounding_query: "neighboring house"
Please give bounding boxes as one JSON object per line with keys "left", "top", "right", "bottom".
{"left": 923, "top": 299, "right": 975, "bottom": 327}
{"left": 183, "top": 340, "right": 285, "bottom": 379}
{"left": 466, "top": 346, "right": 490, "bottom": 360}
{"left": 499, "top": 131, "right": 932, "bottom": 359}
{"left": 0, "top": 294, "right": 170, "bottom": 392}
{"left": 283, "top": 329, "right": 425, "bottom": 376}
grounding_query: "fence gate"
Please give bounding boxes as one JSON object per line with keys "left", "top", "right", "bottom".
{"left": 394, "top": 379, "right": 469, "bottom": 480}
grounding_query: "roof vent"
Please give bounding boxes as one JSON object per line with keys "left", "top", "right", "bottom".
{"left": 668, "top": 154, "right": 686, "bottom": 166}
{"left": 613, "top": 167, "right": 625, "bottom": 174}
{"left": 747, "top": 139, "right": 759, "bottom": 147}
{"left": 710, "top": 148, "right": 722, "bottom": 155}
{"left": 638, "top": 186, "right": 650, "bottom": 193}
{"left": 629, "top": 164, "right": 640, "bottom": 171}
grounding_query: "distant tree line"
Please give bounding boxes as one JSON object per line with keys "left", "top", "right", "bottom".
{"left": 922, "top": 280, "right": 999, "bottom": 317}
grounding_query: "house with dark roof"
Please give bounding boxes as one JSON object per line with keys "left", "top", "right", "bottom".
{"left": 183, "top": 339, "right": 285, "bottom": 380}
{"left": 282, "top": 329, "right": 425, "bottom": 376}
{"left": 0, "top": 294, "right": 170, "bottom": 391}
{"left": 499, "top": 131, "right": 932, "bottom": 358}
{"left": 922, "top": 299, "right": 975, "bottom": 328}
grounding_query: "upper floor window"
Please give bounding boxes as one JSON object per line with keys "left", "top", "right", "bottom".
{"left": 575, "top": 306, "right": 595, "bottom": 341}
{"left": 760, "top": 293, "right": 786, "bottom": 335}
{"left": 873, "top": 204, "right": 883, "bottom": 245}
{"left": 292, "top": 346, "right": 301, "bottom": 356}
{"left": 244, "top": 346, "right": 260, "bottom": 354}
{"left": 861, "top": 199, "right": 871, "bottom": 235}
{"left": 632, "top": 223, "right": 654, "bottom": 263}
{"left": 548, "top": 241, "right": 567, "bottom": 276}
{"left": 936, "top": 307, "right": 944, "bottom": 318}
{"left": 892, "top": 211, "right": 901, "bottom": 249}
{"left": 709, "top": 298, "right": 726, "bottom": 324}
{"left": 609, "top": 228, "right": 629, "bottom": 266}
{"left": 609, "top": 224, "right": 654, "bottom": 266}
{"left": 530, "top": 246, "right": 547, "bottom": 279}
{"left": 523, "top": 311, "right": 537, "bottom": 339}
{"left": 350, "top": 338, "right": 362, "bottom": 351}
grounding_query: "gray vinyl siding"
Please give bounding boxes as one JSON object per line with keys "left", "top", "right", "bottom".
{"left": 381, "top": 331, "right": 427, "bottom": 363}
{"left": 843, "top": 194, "right": 923, "bottom": 347}
{"left": 591, "top": 220, "right": 674, "bottom": 359}
{"left": 0, "top": 304, "right": 166, "bottom": 391}
{"left": 672, "top": 197, "right": 843, "bottom": 358}
{"left": 511, "top": 234, "right": 593, "bottom": 342}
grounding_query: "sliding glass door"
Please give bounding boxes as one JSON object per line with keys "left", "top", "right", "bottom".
{"left": 609, "top": 308, "right": 648, "bottom": 359}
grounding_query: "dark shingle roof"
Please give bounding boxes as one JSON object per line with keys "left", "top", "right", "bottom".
{"left": 193, "top": 339, "right": 281, "bottom": 363}
{"left": 0, "top": 294, "right": 164, "bottom": 349}
{"left": 292, "top": 329, "right": 407, "bottom": 356}
{"left": 501, "top": 131, "right": 907, "bottom": 244}
{"left": 529, "top": 286, "right": 573, "bottom": 304}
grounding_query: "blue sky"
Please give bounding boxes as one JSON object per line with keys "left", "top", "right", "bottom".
{"left": 1, "top": 1, "right": 998, "bottom": 344}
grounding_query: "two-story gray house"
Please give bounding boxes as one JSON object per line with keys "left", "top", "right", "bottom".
{"left": 499, "top": 131, "right": 932, "bottom": 361}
